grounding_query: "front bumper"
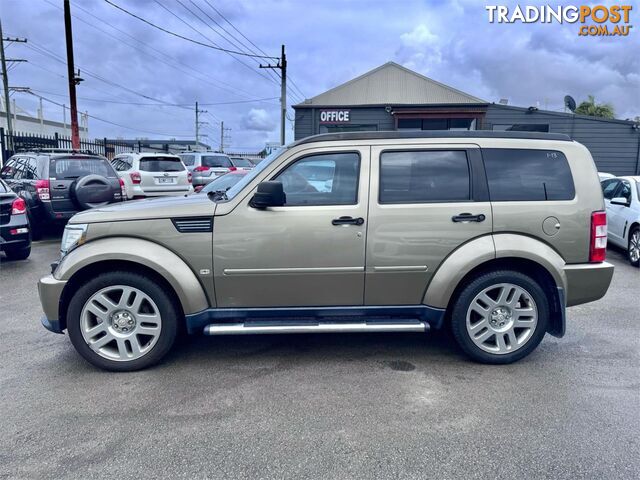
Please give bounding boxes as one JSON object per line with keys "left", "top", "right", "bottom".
{"left": 38, "top": 274, "right": 67, "bottom": 333}
{"left": 564, "top": 261, "right": 614, "bottom": 307}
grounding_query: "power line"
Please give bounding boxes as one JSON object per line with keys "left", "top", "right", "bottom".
{"left": 104, "top": 0, "right": 277, "bottom": 59}
{"left": 41, "top": 0, "right": 264, "bottom": 102}
{"left": 28, "top": 91, "right": 195, "bottom": 137}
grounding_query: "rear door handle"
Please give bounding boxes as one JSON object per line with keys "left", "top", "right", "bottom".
{"left": 332, "top": 216, "right": 364, "bottom": 226}
{"left": 452, "top": 213, "right": 486, "bottom": 223}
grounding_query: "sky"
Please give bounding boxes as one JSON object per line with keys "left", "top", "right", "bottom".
{"left": 2, "top": 0, "right": 638, "bottom": 151}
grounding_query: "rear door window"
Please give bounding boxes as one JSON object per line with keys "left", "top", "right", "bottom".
{"left": 482, "top": 149, "right": 575, "bottom": 201}
{"left": 202, "top": 155, "right": 232, "bottom": 168}
{"left": 379, "top": 150, "right": 470, "bottom": 203}
{"left": 139, "top": 156, "right": 185, "bottom": 172}
{"left": 51, "top": 157, "right": 116, "bottom": 179}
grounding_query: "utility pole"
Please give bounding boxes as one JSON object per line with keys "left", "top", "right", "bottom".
{"left": 64, "top": 0, "right": 82, "bottom": 149}
{"left": 260, "top": 44, "right": 287, "bottom": 146}
{"left": 195, "top": 101, "right": 207, "bottom": 150}
{"left": 0, "top": 19, "right": 27, "bottom": 154}
{"left": 220, "top": 121, "right": 231, "bottom": 152}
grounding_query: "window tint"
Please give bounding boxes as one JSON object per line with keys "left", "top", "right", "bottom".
{"left": 1, "top": 158, "right": 21, "bottom": 179}
{"left": 275, "top": 152, "right": 360, "bottom": 206}
{"left": 139, "top": 156, "right": 184, "bottom": 172}
{"left": 230, "top": 157, "right": 252, "bottom": 167}
{"left": 180, "top": 154, "right": 195, "bottom": 166}
{"left": 601, "top": 179, "right": 620, "bottom": 200}
{"left": 379, "top": 150, "right": 470, "bottom": 204}
{"left": 616, "top": 181, "right": 632, "bottom": 202}
{"left": 111, "top": 156, "right": 132, "bottom": 172}
{"left": 51, "top": 157, "right": 116, "bottom": 179}
{"left": 483, "top": 149, "right": 575, "bottom": 201}
{"left": 202, "top": 155, "right": 232, "bottom": 168}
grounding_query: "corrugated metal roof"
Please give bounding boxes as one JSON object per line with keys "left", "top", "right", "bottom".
{"left": 296, "top": 62, "right": 486, "bottom": 107}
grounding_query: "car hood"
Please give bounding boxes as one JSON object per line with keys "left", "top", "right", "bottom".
{"left": 70, "top": 194, "right": 215, "bottom": 223}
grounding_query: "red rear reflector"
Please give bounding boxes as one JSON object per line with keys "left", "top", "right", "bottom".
{"left": 187, "top": 172, "right": 193, "bottom": 183}
{"left": 11, "top": 197, "right": 27, "bottom": 215}
{"left": 35, "top": 179, "right": 50, "bottom": 201}
{"left": 119, "top": 178, "right": 127, "bottom": 198}
{"left": 194, "top": 166, "right": 209, "bottom": 172}
{"left": 590, "top": 211, "right": 607, "bottom": 263}
{"left": 130, "top": 172, "right": 141, "bottom": 184}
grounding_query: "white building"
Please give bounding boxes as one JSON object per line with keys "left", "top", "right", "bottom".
{"left": 0, "top": 98, "right": 89, "bottom": 137}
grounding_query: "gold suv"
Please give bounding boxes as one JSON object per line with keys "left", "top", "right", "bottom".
{"left": 38, "top": 132, "right": 614, "bottom": 371}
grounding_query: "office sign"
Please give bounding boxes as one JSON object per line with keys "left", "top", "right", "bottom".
{"left": 319, "top": 110, "right": 351, "bottom": 124}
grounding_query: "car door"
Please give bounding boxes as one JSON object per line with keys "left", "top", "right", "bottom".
{"left": 213, "top": 146, "right": 370, "bottom": 308}
{"left": 608, "top": 180, "right": 632, "bottom": 243}
{"left": 366, "top": 144, "right": 492, "bottom": 304}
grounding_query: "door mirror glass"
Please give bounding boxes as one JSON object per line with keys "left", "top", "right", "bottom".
{"left": 249, "top": 181, "right": 286, "bottom": 209}
{"left": 610, "top": 197, "right": 629, "bottom": 206}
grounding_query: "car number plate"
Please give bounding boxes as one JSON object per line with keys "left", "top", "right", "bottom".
{"left": 158, "top": 177, "right": 175, "bottom": 184}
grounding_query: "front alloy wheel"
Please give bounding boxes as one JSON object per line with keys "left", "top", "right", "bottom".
{"left": 67, "top": 271, "right": 178, "bottom": 371}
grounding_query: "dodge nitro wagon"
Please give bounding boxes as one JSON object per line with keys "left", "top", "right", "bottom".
{"left": 38, "top": 131, "right": 614, "bottom": 371}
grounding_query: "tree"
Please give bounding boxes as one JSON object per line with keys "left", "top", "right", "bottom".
{"left": 575, "top": 95, "right": 615, "bottom": 119}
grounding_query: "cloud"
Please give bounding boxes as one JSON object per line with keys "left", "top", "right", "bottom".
{"left": 242, "top": 108, "right": 276, "bottom": 132}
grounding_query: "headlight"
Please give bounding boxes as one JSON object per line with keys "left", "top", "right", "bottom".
{"left": 60, "top": 224, "right": 88, "bottom": 257}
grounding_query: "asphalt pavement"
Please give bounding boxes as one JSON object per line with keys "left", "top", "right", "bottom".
{"left": 1, "top": 239, "right": 638, "bottom": 479}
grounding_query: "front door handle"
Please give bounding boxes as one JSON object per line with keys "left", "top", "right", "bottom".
{"left": 452, "top": 213, "right": 486, "bottom": 223}
{"left": 332, "top": 216, "right": 364, "bottom": 226}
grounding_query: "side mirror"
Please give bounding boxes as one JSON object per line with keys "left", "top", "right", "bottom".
{"left": 610, "top": 197, "right": 629, "bottom": 206}
{"left": 249, "top": 181, "right": 286, "bottom": 209}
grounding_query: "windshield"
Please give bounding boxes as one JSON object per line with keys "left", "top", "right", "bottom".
{"left": 231, "top": 157, "right": 253, "bottom": 167}
{"left": 139, "top": 156, "right": 184, "bottom": 172}
{"left": 202, "top": 155, "right": 232, "bottom": 168}
{"left": 224, "top": 147, "right": 287, "bottom": 200}
{"left": 201, "top": 172, "right": 248, "bottom": 193}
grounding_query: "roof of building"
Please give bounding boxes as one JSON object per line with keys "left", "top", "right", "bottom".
{"left": 295, "top": 62, "right": 486, "bottom": 108}
{"left": 292, "top": 130, "right": 571, "bottom": 146}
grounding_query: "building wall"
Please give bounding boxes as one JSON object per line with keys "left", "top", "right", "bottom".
{"left": 0, "top": 111, "right": 89, "bottom": 138}
{"left": 485, "top": 105, "right": 640, "bottom": 175}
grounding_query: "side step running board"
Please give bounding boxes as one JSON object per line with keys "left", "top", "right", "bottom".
{"left": 204, "top": 321, "right": 429, "bottom": 336}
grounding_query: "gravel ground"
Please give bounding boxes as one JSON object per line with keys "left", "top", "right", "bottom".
{"left": 1, "top": 239, "right": 638, "bottom": 479}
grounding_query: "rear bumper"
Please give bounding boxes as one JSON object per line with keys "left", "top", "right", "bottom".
{"left": 0, "top": 214, "right": 30, "bottom": 249}
{"left": 564, "top": 262, "right": 614, "bottom": 307}
{"left": 38, "top": 274, "right": 67, "bottom": 333}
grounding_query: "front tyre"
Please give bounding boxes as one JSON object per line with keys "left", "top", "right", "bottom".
{"left": 451, "top": 270, "right": 549, "bottom": 364}
{"left": 628, "top": 227, "right": 640, "bottom": 267}
{"left": 67, "top": 271, "right": 178, "bottom": 371}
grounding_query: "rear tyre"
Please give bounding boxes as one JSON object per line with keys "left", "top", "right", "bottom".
{"left": 451, "top": 270, "right": 549, "bottom": 364}
{"left": 67, "top": 271, "right": 179, "bottom": 371}
{"left": 628, "top": 227, "right": 640, "bottom": 267}
{"left": 4, "top": 244, "right": 31, "bottom": 260}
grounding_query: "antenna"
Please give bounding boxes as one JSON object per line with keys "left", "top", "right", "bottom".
{"left": 564, "top": 95, "right": 577, "bottom": 113}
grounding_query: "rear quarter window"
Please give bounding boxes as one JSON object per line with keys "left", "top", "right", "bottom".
{"left": 139, "top": 157, "right": 185, "bottom": 172}
{"left": 482, "top": 149, "right": 575, "bottom": 201}
{"left": 51, "top": 157, "right": 116, "bottom": 179}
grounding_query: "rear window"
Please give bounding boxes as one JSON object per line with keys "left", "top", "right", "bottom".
{"left": 202, "top": 155, "right": 232, "bottom": 168}
{"left": 180, "top": 154, "right": 195, "bottom": 166}
{"left": 483, "top": 149, "right": 575, "bottom": 201}
{"left": 50, "top": 157, "right": 116, "bottom": 179}
{"left": 139, "top": 156, "right": 184, "bottom": 172}
{"left": 231, "top": 157, "right": 252, "bottom": 167}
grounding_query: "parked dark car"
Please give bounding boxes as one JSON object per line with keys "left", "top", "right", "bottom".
{"left": 0, "top": 178, "right": 31, "bottom": 260}
{"left": 0, "top": 150, "right": 124, "bottom": 238}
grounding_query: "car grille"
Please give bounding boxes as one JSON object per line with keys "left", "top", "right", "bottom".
{"left": 171, "top": 217, "right": 213, "bottom": 233}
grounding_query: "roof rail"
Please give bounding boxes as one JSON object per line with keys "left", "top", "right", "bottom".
{"left": 292, "top": 130, "right": 572, "bottom": 146}
{"left": 16, "top": 147, "right": 98, "bottom": 155}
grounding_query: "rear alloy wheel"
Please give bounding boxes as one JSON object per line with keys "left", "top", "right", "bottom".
{"left": 67, "top": 271, "right": 178, "bottom": 371}
{"left": 451, "top": 271, "right": 549, "bottom": 364}
{"left": 628, "top": 228, "right": 640, "bottom": 267}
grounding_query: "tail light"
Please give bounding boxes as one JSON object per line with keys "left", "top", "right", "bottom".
{"left": 590, "top": 211, "right": 607, "bottom": 262}
{"left": 35, "top": 179, "right": 50, "bottom": 201}
{"left": 11, "top": 197, "right": 27, "bottom": 215}
{"left": 194, "top": 166, "right": 209, "bottom": 172}
{"left": 130, "top": 172, "right": 141, "bottom": 184}
{"left": 187, "top": 172, "right": 192, "bottom": 183}
{"left": 119, "top": 178, "right": 126, "bottom": 198}
{"left": 228, "top": 166, "right": 237, "bottom": 172}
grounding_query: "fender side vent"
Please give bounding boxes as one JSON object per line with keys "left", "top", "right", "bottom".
{"left": 172, "top": 217, "right": 213, "bottom": 233}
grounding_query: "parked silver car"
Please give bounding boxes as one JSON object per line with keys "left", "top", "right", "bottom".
{"left": 178, "top": 152, "right": 240, "bottom": 187}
